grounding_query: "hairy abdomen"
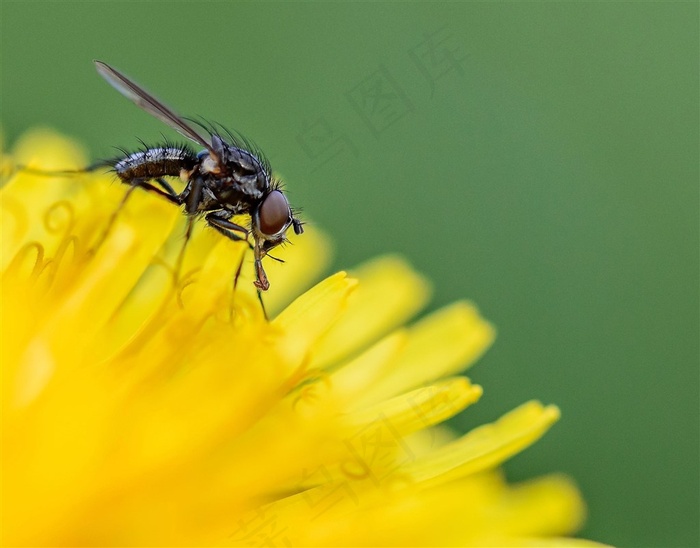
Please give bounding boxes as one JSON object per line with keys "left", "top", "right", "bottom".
{"left": 114, "top": 147, "right": 197, "bottom": 181}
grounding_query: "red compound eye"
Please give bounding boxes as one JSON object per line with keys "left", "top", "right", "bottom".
{"left": 259, "top": 190, "right": 291, "bottom": 236}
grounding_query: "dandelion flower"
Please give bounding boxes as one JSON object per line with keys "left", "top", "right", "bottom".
{"left": 2, "top": 131, "right": 605, "bottom": 547}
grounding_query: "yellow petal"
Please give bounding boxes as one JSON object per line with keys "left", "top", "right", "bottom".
{"left": 274, "top": 272, "right": 358, "bottom": 373}
{"left": 349, "top": 377, "right": 482, "bottom": 438}
{"left": 310, "top": 255, "right": 432, "bottom": 368}
{"left": 405, "top": 401, "right": 561, "bottom": 486}
{"left": 330, "top": 331, "right": 408, "bottom": 402}
{"left": 350, "top": 301, "right": 495, "bottom": 406}
{"left": 496, "top": 474, "right": 587, "bottom": 538}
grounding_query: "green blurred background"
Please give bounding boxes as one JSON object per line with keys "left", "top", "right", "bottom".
{"left": 2, "top": 2, "right": 697, "bottom": 546}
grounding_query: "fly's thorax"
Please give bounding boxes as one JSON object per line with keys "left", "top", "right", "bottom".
{"left": 224, "top": 146, "right": 262, "bottom": 173}
{"left": 198, "top": 146, "right": 270, "bottom": 204}
{"left": 206, "top": 173, "right": 265, "bottom": 213}
{"left": 225, "top": 147, "right": 270, "bottom": 196}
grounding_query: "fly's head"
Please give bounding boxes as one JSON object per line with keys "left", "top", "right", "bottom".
{"left": 250, "top": 187, "right": 303, "bottom": 291}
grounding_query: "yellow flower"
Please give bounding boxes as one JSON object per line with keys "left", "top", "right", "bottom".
{"left": 2, "top": 130, "right": 605, "bottom": 547}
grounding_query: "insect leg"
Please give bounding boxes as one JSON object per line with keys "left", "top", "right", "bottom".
{"left": 202, "top": 206, "right": 270, "bottom": 294}
{"left": 135, "top": 179, "right": 181, "bottom": 204}
{"left": 226, "top": 237, "right": 269, "bottom": 320}
{"left": 206, "top": 211, "right": 268, "bottom": 319}
{"left": 172, "top": 176, "right": 204, "bottom": 284}
{"left": 90, "top": 176, "right": 182, "bottom": 253}
{"left": 253, "top": 244, "right": 270, "bottom": 292}
{"left": 14, "top": 160, "right": 113, "bottom": 178}
{"left": 204, "top": 212, "right": 250, "bottom": 243}
{"left": 183, "top": 176, "right": 203, "bottom": 215}
{"left": 152, "top": 177, "right": 178, "bottom": 199}
{"left": 206, "top": 211, "right": 259, "bottom": 303}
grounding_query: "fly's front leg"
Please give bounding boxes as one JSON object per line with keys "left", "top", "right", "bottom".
{"left": 204, "top": 211, "right": 269, "bottom": 293}
{"left": 253, "top": 241, "right": 270, "bottom": 292}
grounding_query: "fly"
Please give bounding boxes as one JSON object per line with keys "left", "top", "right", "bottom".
{"left": 93, "top": 60, "right": 303, "bottom": 292}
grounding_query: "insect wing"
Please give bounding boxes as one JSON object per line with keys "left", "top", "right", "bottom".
{"left": 94, "top": 61, "right": 219, "bottom": 161}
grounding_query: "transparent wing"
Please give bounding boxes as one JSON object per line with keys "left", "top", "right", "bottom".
{"left": 94, "top": 60, "right": 218, "bottom": 159}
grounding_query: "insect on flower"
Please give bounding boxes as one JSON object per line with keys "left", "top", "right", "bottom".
{"left": 91, "top": 60, "right": 303, "bottom": 292}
